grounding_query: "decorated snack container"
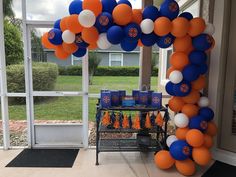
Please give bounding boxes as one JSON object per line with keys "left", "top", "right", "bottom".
{"left": 100, "top": 91, "right": 111, "bottom": 108}
{"left": 111, "top": 90, "right": 120, "bottom": 107}
{"left": 148, "top": 90, "right": 154, "bottom": 105}
{"left": 151, "top": 92, "right": 162, "bottom": 109}
{"left": 132, "top": 90, "right": 140, "bottom": 104}
{"left": 119, "top": 90, "right": 126, "bottom": 105}
{"left": 139, "top": 91, "right": 149, "bottom": 106}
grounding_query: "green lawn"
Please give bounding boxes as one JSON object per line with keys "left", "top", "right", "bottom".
{"left": 5, "top": 76, "right": 158, "bottom": 121}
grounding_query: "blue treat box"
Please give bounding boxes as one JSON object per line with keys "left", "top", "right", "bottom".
{"left": 119, "top": 90, "right": 126, "bottom": 104}
{"left": 101, "top": 91, "right": 111, "bottom": 108}
{"left": 132, "top": 90, "right": 140, "bottom": 104}
{"left": 111, "top": 91, "right": 120, "bottom": 107}
{"left": 151, "top": 92, "right": 162, "bottom": 109}
{"left": 139, "top": 91, "right": 149, "bottom": 106}
{"left": 148, "top": 90, "right": 154, "bottom": 105}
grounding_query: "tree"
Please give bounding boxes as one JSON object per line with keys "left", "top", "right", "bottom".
{"left": 4, "top": 20, "right": 24, "bottom": 65}
{"left": 88, "top": 51, "right": 101, "bottom": 85}
{"left": 3, "top": 0, "right": 14, "bottom": 17}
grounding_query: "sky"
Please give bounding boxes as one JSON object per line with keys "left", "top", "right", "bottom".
{"left": 12, "top": 0, "right": 142, "bottom": 21}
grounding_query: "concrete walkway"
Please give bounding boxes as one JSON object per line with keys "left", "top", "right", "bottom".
{"left": 0, "top": 149, "right": 212, "bottom": 177}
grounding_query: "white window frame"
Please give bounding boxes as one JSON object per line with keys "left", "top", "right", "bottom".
{"left": 159, "top": 47, "right": 173, "bottom": 86}
{"left": 109, "top": 53, "right": 124, "bottom": 67}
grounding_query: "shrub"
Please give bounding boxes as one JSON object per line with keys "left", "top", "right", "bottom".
{"left": 59, "top": 66, "right": 158, "bottom": 76}
{"left": 7, "top": 62, "right": 58, "bottom": 104}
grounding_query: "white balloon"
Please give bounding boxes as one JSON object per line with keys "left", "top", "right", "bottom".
{"left": 169, "top": 70, "right": 183, "bottom": 84}
{"left": 140, "top": 19, "right": 154, "bottom": 34}
{"left": 166, "top": 135, "right": 178, "bottom": 147}
{"left": 78, "top": 10, "right": 96, "bottom": 28}
{"left": 62, "top": 30, "right": 75, "bottom": 44}
{"left": 97, "top": 33, "right": 112, "bottom": 49}
{"left": 174, "top": 113, "right": 189, "bottom": 128}
{"left": 204, "top": 23, "right": 215, "bottom": 35}
{"left": 198, "top": 97, "right": 210, "bottom": 107}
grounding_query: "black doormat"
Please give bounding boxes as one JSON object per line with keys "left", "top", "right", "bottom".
{"left": 202, "top": 161, "right": 236, "bottom": 177}
{"left": 6, "top": 149, "right": 79, "bottom": 168}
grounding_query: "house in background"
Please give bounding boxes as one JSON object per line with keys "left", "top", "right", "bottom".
{"left": 43, "top": 45, "right": 159, "bottom": 67}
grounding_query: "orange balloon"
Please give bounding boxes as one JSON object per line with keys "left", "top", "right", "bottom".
{"left": 62, "top": 42, "right": 78, "bottom": 54}
{"left": 192, "top": 147, "right": 212, "bottom": 166}
{"left": 203, "top": 134, "right": 214, "bottom": 148}
{"left": 186, "top": 129, "right": 204, "bottom": 147}
{"left": 154, "top": 150, "right": 175, "bottom": 170}
{"left": 154, "top": 17, "right": 172, "bottom": 36}
{"left": 176, "top": 127, "right": 189, "bottom": 140}
{"left": 168, "top": 96, "right": 185, "bottom": 113}
{"left": 81, "top": 27, "right": 99, "bottom": 44}
{"left": 206, "top": 121, "right": 217, "bottom": 136}
{"left": 170, "top": 52, "right": 189, "bottom": 70}
{"left": 173, "top": 35, "right": 192, "bottom": 52}
{"left": 184, "top": 44, "right": 194, "bottom": 55}
{"left": 112, "top": 4, "right": 133, "bottom": 25}
{"left": 175, "top": 159, "right": 196, "bottom": 176}
{"left": 167, "top": 66, "right": 178, "bottom": 78}
{"left": 88, "top": 42, "right": 97, "bottom": 50}
{"left": 181, "top": 104, "right": 199, "bottom": 118}
{"left": 188, "top": 17, "right": 206, "bottom": 37}
{"left": 191, "top": 75, "right": 206, "bottom": 90}
{"left": 55, "top": 45, "right": 70, "bottom": 60}
{"left": 41, "top": 32, "right": 57, "bottom": 49}
{"left": 171, "top": 17, "right": 190, "bottom": 38}
{"left": 66, "top": 15, "right": 83, "bottom": 34}
{"left": 132, "top": 9, "right": 143, "bottom": 24}
{"left": 182, "top": 90, "right": 200, "bottom": 104}
{"left": 60, "top": 16, "right": 70, "bottom": 32}
{"left": 138, "top": 39, "right": 144, "bottom": 47}
{"left": 82, "top": 0, "right": 102, "bottom": 17}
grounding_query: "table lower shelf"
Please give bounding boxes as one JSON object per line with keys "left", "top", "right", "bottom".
{"left": 98, "top": 139, "right": 163, "bottom": 152}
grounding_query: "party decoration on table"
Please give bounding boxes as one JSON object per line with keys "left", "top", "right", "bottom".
{"left": 113, "top": 113, "right": 120, "bottom": 129}
{"left": 145, "top": 113, "right": 152, "bottom": 129}
{"left": 133, "top": 113, "right": 141, "bottom": 130}
{"left": 155, "top": 112, "right": 164, "bottom": 127}
{"left": 102, "top": 111, "right": 110, "bottom": 126}
{"left": 41, "top": 0, "right": 217, "bottom": 175}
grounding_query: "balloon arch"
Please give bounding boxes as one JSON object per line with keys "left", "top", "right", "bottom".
{"left": 42, "top": 0, "right": 217, "bottom": 176}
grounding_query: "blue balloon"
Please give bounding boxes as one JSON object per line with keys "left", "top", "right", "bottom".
{"left": 73, "top": 48, "right": 87, "bottom": 57}
{"left": 198, "top": 63, "right": 208, "bottom": 75}
{"left": 75, "top": 33, "right": 89, "bottom": 49}
{"left": 193, "top": 34, "right": 213, "bottom": 51}
{"left": 124, "top": 23, "right": 142, "bottom": 42}
{"left": 165, "top": 81, "right": 175, "bottom": 96}
{"left": 120, "top": 40, "right": 138, "bottom": 51}
{"left": 102, "top": 0, "right": 117, "bottom": 13}
{"left": 170, "top": 140, "right": 192, "bottom": 160}
{"left": 95, "top": 12, "right": 113, "bottom": 33}
{"left": 156, "top": 33, "right": 175, "bottom": 48}
{"left": 117, "top": 0, "right": 132, "bottom": 7}
{"left": 182, "top": 64, "right": 200, "bottom": 82}
{"left": 54, "top": 19, "right": 61, "bottom": 30}
{"left": 179, "top": 12, "right": 193, "bottom": 20}
{"left": 173, "top": 81, "right": 192, "bottom": 97}
{"left": 48, "top": 28, "right": 63, "bottom": 45}
{"left": 107, "top": 26, "right": 125, "bottom": 44}
{"left": 160, "top": 0, "right": 179, "bottom": 20}
{"left": 199, "top": 107, "right": 214, "bottom": 122}
{"left": 189, "top": 115, "right": 208, "bottom": 132}
{"left": 69, "top": 0, "right": 82, "bottom": 15}
{"left": 141, "top": 32, "right": 158, "bottom": 46}
{"left": 189, "top": 51, "right": 207, "bottom": 65}
{"left": 142, "top": 5, "right": 160, "bottom": 21}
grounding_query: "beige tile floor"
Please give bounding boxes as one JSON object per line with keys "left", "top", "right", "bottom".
{"left": 0, "top": 149, "right": 212, "bottom": 177}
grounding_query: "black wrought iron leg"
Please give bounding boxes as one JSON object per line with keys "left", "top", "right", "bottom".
{"left": 164, "top": 109, "right": 170, "bottom": 149}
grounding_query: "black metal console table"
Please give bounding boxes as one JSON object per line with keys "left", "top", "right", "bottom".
{"left": 95, "top": 100, "right": 170, "bottom": 165}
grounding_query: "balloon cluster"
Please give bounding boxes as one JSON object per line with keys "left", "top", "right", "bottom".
{"left": 153, "top": 1, "right": 216, "bottom": 176}
{"left": 42, "top": 0, "right": 185, "bottom": 59}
